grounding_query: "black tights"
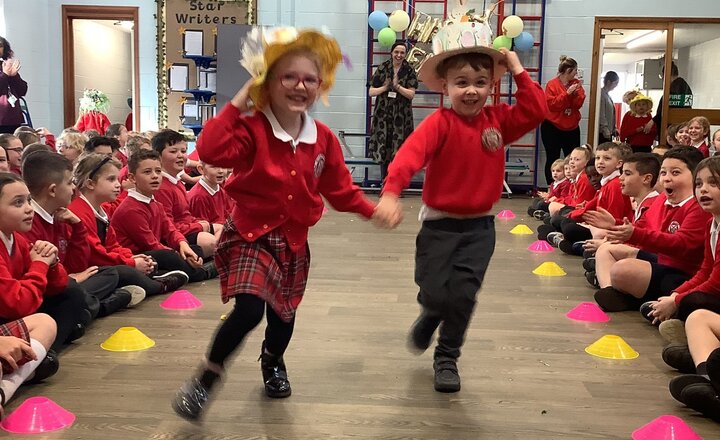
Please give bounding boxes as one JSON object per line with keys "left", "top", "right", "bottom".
{"left": 207, "top": 294, "right": 295, "bottom": 367}
{"left": 676, "top": 292, "right": 720, "bottom": 321}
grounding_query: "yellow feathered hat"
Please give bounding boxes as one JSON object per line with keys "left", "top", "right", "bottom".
{"left": 240, "top": 27, "right": 343, "bottom": 110}
{"left": 629, "top": 93, "right": 653, "bottom": 108}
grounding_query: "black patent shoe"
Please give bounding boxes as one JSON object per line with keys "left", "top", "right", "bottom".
{"left": 172, "top": 378, "right": 212, "bottom": 421}
{"left": 26, "top": 349, "right": 60, "bottom": 384}
{"left": 259, "top": 347, "right": 292, "bottom": 398}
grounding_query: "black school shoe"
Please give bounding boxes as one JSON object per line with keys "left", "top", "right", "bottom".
{"left": 153, "top": 270, "right": 190, "bottom": 294}
{"left": 433, "top": 357, "right": 461, "bottom": 393}
{"left": 172, "top": 377, "right": 212, "bottom": 421}
{"left": 670, "top": 374, "right": 710, "bottom": 404}
{"left": 67, "top": 308, "right": 93, "bottom": 344}
{"left": 582, "top": 257, "right": 596, "bottom": 272}
{"left": 537, "top": 224, "right": 555, "bottom": 241}
{"left": 681, "top": 383, "right": 720, "bottom": 422}
{"left": 593, "top": 287, "right": 641, "bottom": 312}
{"left": 259, "top": 343, "right": 291, "bottom": 398}
{"left": 639, "top": 301, "right": 655, "bottom": 324}
{"left": 584, "top": 271, "right": 599, "bottom": 288}
{"left": 25, "top": 349, "right": 60, "bottom": 384}
{"left": 662, "top": 344, "right": 696, "bottom": 374}
{"left": 407, "top": 313, "right": 441, "bottom": 354}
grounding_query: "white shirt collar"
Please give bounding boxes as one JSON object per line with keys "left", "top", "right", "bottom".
{"left": 161, "top": 171, "right": 184, "bottom": 185}
{"left": 31, "top": 200, "right": 54, "bottom": 224}
{"left": 665, "top": 195, "right": 694, "bottom": 208}
{"left": 600, "top": 170, "right": 621, "bottom": 187}
{"left": 0, "top": 231, "right": 13, "bottom": 255}
{"left": 552, "top": 177, "right": 567, "bottom": 189}
{"left": 634, "top": 191, "right": 659, "bottom": 222}
{"left": 198, "top": 178, "right": 219, "bottom": 196}
{"left": 261, "top": 106, "right": 317, "bottom": 149}
{"left": 80, "top": 194, "right": 108, "bottom": 224}
{"left": 711, "top": 218, "right": 720, "bottom": 259}
{"left": 127, "top": 189, "right": 154, "bottom": 204}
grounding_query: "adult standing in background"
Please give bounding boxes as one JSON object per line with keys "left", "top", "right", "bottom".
{"left": 598, "top": 71, "right": 619, "bottom": 144}
{"left": 540, "top": 56, "right": 585, "bottom": 186}
{"left": 653, "top": 61, "right": 693, "bottom": 134}
{"left": 368, "top": 42, "right": 418, "bottom": 180}
{"left": 0, "top": 37, "right": 28, "bottom": 134}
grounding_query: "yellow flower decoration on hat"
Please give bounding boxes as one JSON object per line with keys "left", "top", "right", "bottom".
{"left": 240, "top": 27, "right": 342, "bottom": 110}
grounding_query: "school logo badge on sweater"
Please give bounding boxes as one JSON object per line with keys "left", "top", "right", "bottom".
{"left": 314, "top": 154, "right": 325, "bottom": 177}
{"left": 668, "top": 221, "right": 680, "bottom": 233}
{"left": 482, "top": 128, "right": 503, "bottom": 152}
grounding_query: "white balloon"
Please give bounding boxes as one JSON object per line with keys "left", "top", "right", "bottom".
{"left": 502, "top": 15, "right": 524, "bottom": 38}
{"left": 389, "top": 10, "right": 411, "bottom": 32}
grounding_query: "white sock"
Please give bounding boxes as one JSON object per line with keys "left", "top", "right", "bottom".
{"left": 0, "top": 339, "right": 46, "bottom": 404}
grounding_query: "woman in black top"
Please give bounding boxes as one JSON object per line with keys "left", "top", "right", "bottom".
{"left": 0, "top": 37, "right": 27, "bottom": 134}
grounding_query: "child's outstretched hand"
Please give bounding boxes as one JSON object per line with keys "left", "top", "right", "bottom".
{"left": 372, "top": 194, "right": 403, "bottom": 229}
{"left": 179, "top": 241, "right": 203, "bottom": 268}
{"left": 498, "top": 48, "right": 524, "bottom": 75}
{"left": 230, "top": 79, "right": 255, "bottom": 113}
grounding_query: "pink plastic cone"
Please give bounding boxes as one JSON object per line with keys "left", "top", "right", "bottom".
{"left": 1, "top": 397, "right": 75, "bottom": 434}
{"left": 322, "top": 207, "right": 329, "bottom": 214}
{"left": 160, "top": 290, "right": 203, "bottom": 310}
{"left": 496, "top": 209, "right": 516, "bottom": 219}
{"left": 566, "top": 302, "right": 610, "bottom": 323}
{"left": 632, "top": 415, "right": 702, "bottom": 440}
{"left": 528, "top": 240, "right": 554, "bottom": 253}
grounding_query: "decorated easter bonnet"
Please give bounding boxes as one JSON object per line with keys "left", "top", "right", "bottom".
{"left": 418, "top": 21, "right": 507, "bottom": 92}
{"left": 622, "top": 90, "right": 640, "bottom": 105}
{"left": 240, "top": 27, "right": 343, "bottom": 110}
{"left": 79, "top": 89, "right": 110, "bottom": 114}
{"left": 629, "top": 93, "right": 653, "bottom": 108}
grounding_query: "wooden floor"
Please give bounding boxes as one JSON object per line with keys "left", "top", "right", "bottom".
{"left": 6, "top": 196, "right": 719, "bottom": 439}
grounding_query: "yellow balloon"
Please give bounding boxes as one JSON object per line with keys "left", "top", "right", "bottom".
{"left": 389, "top": 10, "right": 411, "bottom": 32}
{"left": 502, "top": 15, "right": 524, "bottom": 38}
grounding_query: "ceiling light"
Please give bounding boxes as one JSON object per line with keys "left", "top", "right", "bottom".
{"left": 626, "top": 30, "right": 664, "bottom": 50}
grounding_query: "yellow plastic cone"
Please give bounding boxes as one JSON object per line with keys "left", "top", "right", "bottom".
{"left": 585, "top": 335, "right": 639, "bottom": 360}
{"left": 532, "top": 261, "right": 567, "bottom": 276}
{"left": 100, "top": 327, "right": 155, "bottom": 352}
{"left": 510, "top": 224, "right": 534, "bottom": 235}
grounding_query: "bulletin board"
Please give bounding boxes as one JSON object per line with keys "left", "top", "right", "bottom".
{"left": 156, "top": 0, "right": 256, "bottom": 131}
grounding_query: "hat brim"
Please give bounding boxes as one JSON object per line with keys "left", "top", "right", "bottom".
{"left": 418, "top": 47, "right": 507, "bottom": 92}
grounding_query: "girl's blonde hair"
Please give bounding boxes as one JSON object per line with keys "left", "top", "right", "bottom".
{"left": 58, "top": 131, "right": 88, "bottom": 155}
{"left": 551, "top": 159, "right": 565, "bottom": 170}
{"left": 73, "top": 153, "right": 121, "bottom": 192}
{"left": 574, "top": 143, "right": 594, "bottom": 162}
{"left": 689, "top": 116, "right": 711, "bottom": 139}
{"left": 126, "top": 135, "right": 151, "bottom": 158}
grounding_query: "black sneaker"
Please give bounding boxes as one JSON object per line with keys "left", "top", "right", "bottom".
{"left": 639, "top": 301, "right": 655, "bottom": 324}
{"left": 582, "top": 249, "right": 595, "bottom": 260}
{"left": 153, "top": 270, "right": 190, "bottom": 294}
{"left": 533, "top": 210, "right": 547, "bottom": 220}
{"left": 669, "top": 374, "right": 710, "bottom": 404}
{"left": 259, "top": 344, "right": 291, "bottom": 398}
{"left": 67, "top": 308, "right": 93, "bottom": 343}
{"left": 407, "top": 313, "right": 441, "bottom": 354}
{"left": 662, "top": 344, "right": 696, "bottom": 374}
{"left": 681, "top": 383, "right": 720, "bottom": 422}
{"left": 593, "top": 287, "right": 640, "bottom": 312}
{"left": 203, "top": 261, "right": 218, "bottom": 280}
{"left": 26, "top": 349, "right": 59, "bottom": 384}
{"left": 434, "top": 357, "right": 461, "bottom": 393}
{"left": 584, "top": 271, "right": 599, "bottom": 288}
{"left": 172, "top": 378, "right": 212, "bottom": 421}
{"left": 582, "top": 258, "right": 596, "bottom": 272}
{"left": 707, "top": 346, "right": 720, "bottom": 392}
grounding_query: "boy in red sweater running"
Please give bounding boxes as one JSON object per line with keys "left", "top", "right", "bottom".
{"left": 374, "top": 22, "right": 547, "bottom": 393}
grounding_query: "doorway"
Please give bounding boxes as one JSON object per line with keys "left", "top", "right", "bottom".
{"left": 62, "top": 6, "right": 140, "bottom": 131}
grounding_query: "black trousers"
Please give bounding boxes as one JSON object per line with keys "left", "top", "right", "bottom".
{"left": 144, "top": 248, "right": 206, "bottom": 283}
{"left": 37, "top": 282, "right": 89, "bottom": 353}
{"left": 415, "top": 216, "right": 495, "bottom": 360}
{"left": 79, "top": 267, "right": 126, "bottom": 318}
{"left": 540, "top": 121, "right": 580, "bottom": 185}
{"left": 560, "top": 218, "right": 593, "bottom": 243}
{"left": 676, "top": 292, "right": 720, "bottom": 321}
{"left": 110, "top": 264, "right": 163, "bottom": 296}
{"left": 207, "top": 294, "right": 295, "bottom": 366}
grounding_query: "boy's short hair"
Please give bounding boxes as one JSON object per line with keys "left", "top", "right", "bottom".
{"left": 22, "top": 151, "right": 73, "bottom": 195}
{"left": 436, "top": 52, "right": 494, "bottom": 79}
{"left": 151, "top": 129, "right": 186, "bottom": 154}
{"left": 0, "top": 133, "right": 18, "bottom": 151}
{"left": 128, "top": 149, "right": 161, "bottom": 174}
{"left": 662, "top": 145, "right": 704, "bottom": 173}
{"left": 125, "top": 135, "right": 151, "bottom": 158}
{"left": 105, "top": 123, "right": 126, "bottom": 138}
{"left": 550, "top": 159, "right": 565, "bottom": 170}
{"left": 17, "top": 131, "right": 40, "bottom": 147}
{"left": 84, "top": 129, "right": 101, "bottom": 139}
{"left": 21, "top": 143, "right": 52, "bottom": 162}
{"left": 84, "top": 136, "right": 120, "bottom": 153}
{"left": 596, "top": 142, "right": 632, "bottom": 161}
{"left": 624, "top": 153, "right": 661, "bottom": 187}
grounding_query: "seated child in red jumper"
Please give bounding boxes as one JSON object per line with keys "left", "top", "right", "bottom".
{"left": 69, "top": 154, "right": 190, "bottom": 296}
{"left": 111, "top": 149, "right": 209, "bottom": 282}
{"left": 104, "top": 134, "right": 152, "bottom": 219}
{"left": 0, "top": 172, "right": 88, "bottom": 355}
{"left": 188, "top": 161, "right": 232, "bottom": 228}
{"left": 374, "top": 22, "right": 547, "bottom": 393}
{"left": 152, "top": 129, "right": 219, "bottom": 259}
{"left": 528, "top": 158, "right": 571, "bottom": 217}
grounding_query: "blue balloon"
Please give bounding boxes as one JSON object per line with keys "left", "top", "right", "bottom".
{"left": 369, "top": 10, "right": 389, "bottom": 31}
{"left": 514, "top": 31, "right": 535, "bottom": 52}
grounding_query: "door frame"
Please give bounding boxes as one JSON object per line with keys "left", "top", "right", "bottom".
{"left": 61, "top": 5, "right": 140, "bottom": 130}
{"left": 588, "top": 17, "right": 720, "bottom": 145}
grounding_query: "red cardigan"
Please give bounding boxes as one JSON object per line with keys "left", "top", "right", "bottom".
{"left": 188, "top": 181, "right": 232, "bottom": 225}
{"left": 110, "top": 192, "right": 187, "bottom": 254}
{"left": 69, "top": 196, "right": 136, "bottom": 268}
{"left": 155, "top": 176, "right": 204, "bottom": 236}
{"left": 548, "top": 178, "right": 571, "bottom": 200}
{"left": 544, "top": 77, "right": 585, "bottom": 131}
{"left": 675, "top": 219, "right": 720, "bottom": 304}
{"left": 559, "top": 172, "right": 596, "bottom": 206}
{"left": 629, "top": 194, "right": 710, "bottom": 275}
{"left": 384, "top": 71, "right": 547, "bottom": 215}
{"left": 197, "top": 104, "right": 376, "bottom": 252}
{"left": 619, "top": 112, "right": 656, "bottom": 148}
{"left": 0, "top": 233, "right": 68, "bottom": 320}
{"left": 569, "top": 175, "right": 633, "bottom": 222}
{"left": 20, "top": 211, "right": 91, "bottom": 274}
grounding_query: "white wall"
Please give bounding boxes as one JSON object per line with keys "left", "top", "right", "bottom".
{"left": 686, "top": 36, "right": 720, "bottom": 109}
{"left": 2, "top": 0, "right": 157, "bottom": 134}
{"left": 73, "top": 20, "right": 132, "bottom": 125}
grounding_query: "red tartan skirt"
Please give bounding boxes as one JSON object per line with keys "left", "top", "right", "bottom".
{"left": 215, "top": 220, "right": 310, "bottom": 323}
{"left": 0, "top": 318, "right": 31, "bottom": 374}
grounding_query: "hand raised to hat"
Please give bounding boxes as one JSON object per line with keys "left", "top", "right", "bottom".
{"left": 497, "top": 48, "right": 524, "bottom": 76}
{"left": 230, "top": 79, "right": 255, "bottom": 113}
